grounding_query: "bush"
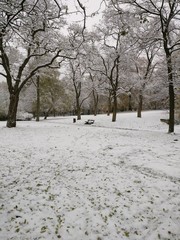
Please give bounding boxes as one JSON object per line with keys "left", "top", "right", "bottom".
{"left": 0, "top": 111, "right": 7, "bottom": 121}
{"left": 17, "top": 112, "right": 33, "bottom": 121}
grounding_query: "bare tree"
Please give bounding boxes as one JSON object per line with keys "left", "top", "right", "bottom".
{"left": 0, "top": 0, "right": 69, "bottom": 127}
{"left": 88, "top": 72, "right": 99, "bottom": 116}
{"left": 111, "top": 0, "right": 180, "bottom": 132}
{"left": 0, "top": 0, "right": 88, "bottom": 128}
{"left": 88, "top": 5, "right": 134, "bottom": 122}
{"left": 68, "top": 58, "right": 92, "bottom": 120}
{"left": 133, "top": 45, "right": 160, "bottom": 117}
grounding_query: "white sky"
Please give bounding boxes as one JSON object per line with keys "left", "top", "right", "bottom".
{"left": 0, "top": 0, "right": 105, "bottom": 83}
{"left": 64, "top": 0, "right": 105, "bottom": 29}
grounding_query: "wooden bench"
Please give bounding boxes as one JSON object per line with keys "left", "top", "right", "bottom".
{"left": 160, "top": 119, "right": 169, "bottom": 124}
{"left": 160, "top": 118, "right": 180, "bottom": 125}
{"left": 85, "top": 119, "right": 95, "bottom": 125}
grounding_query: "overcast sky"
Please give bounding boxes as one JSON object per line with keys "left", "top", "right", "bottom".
{"left": 0, "top": 0, "right": 105, "bottom": 83}
{"left": 64, "top": 0, "right": 105, "bottom": 29}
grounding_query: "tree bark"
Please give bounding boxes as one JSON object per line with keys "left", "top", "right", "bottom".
{"left": 128, "top": 94, "right": 132, "bottom": 111}
{"left": 44, "top": 112, "right": 48, "bottom": 119}
{"left": 107, "top": 91, "right": 111, "bottom": 116}
{"left": 112, "top": 94, "right": 117, "bottom": 122}
{"left": 44, "top": 108, "right": 51, "bottom": 120}
{"left": 76, "top": 98, "right": 81, "bottom": 120}
{"left": 92, "top": 90, "right": 98, "bottom": 116}
{"left": 137, "top": 92, "right": 143, "bottom": 118}
{"left": 161, "top": 11, "right": 175, "bottom": 133}
{"left": 36, "top": 76, "right": 40, "bottom": 122}
{"left": 6, "top": 93, "right": 19, "bottom": 128}
{"left": 77, "top": 107, "right": 81, "bottom": 120}
{"left": 166, "top": 56, "right": 175, "bottom": 133}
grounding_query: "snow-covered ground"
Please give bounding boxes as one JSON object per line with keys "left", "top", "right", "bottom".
{"left": 0, "top": 110, "right": 180, "bottom": 240}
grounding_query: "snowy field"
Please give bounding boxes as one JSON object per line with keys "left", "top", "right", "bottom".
{"left": 0, "top": 110, "right": 180, "bottom": 240}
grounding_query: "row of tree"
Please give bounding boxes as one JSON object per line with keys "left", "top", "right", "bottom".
{"left": 0, "top": 67, "right": 167, "bottom": 121}
{"left": 0, "top": 0, "right": 180, "bottom": 132}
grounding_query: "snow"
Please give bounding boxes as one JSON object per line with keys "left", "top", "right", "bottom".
{"left": 0, "top": 110, "right": 180, "bottom": 240}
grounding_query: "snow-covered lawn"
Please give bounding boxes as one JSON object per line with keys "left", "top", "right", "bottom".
{"left": 0, "top": 110, "right": 180, "bottom": 240}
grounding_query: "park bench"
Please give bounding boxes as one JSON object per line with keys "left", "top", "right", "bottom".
{"left": 160, "top": 118, "right": 180, "bottom": 125}
{"left": 160, "top": 119, "right": 169, "bottom": 124}
{"left": 85, "top": 119, "right": 95, "bottom": 125}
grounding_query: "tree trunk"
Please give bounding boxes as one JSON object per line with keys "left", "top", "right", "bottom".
{"left": 112, "top": 94, "right": 117, "bottom": 122}
{"left": 93, "top": 107, "right": 97, "bottom": 116}
{"left": 77, "top": 106, "right": 81, "bottom": 120}
{"left": 36, "top": 76, "right": 40, "bottom": 122}
{"left": 92, "top": 90, "right": 98, "bottom": 116}
{"left": 76, "top": 98, "right": 81, "bottom": 120}
{"left": 137, "top": 92, "right": 143, "bottom": 118}
{"left": 169, "top": 84, "right": 174, "bottom": 133}
{"left": 6, "top": 93, "right": 19, "bottom": 128}
{"left": 166, "top": 55, "right": 175, "bottom": 133}
{"left": 44, "top": 112, "right": 48, "bottom": 120}
{"left": 44, "top": 107, "right": 51, "bottom": 120}
{"left": 128, "top": 94, "right": 132, "bottom": 111}
{"left": 107, "top": 94, "right": 111, "bottom": 116}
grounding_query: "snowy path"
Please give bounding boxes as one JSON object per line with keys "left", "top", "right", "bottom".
{"left": 0, "top": 111, "right": 180, "bottom": 240}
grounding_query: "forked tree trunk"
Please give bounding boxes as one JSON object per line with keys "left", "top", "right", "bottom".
{"left": 6, "top": 93, "right": 19, "bottom": 128}
{"left": 137, "top": 92, "right": 143, "bottom": 118}
{"left": 112, "top": 94, "right": 117, "bottom": 122}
